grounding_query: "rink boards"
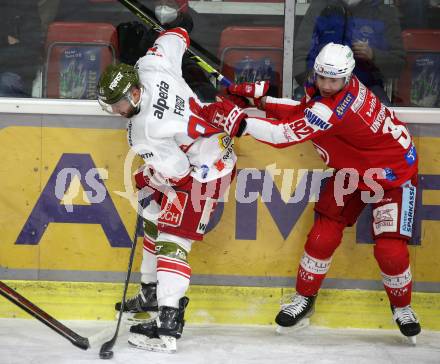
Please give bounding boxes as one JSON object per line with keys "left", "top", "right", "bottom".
{"left": 0, "top": 112, "right": 440, "bottom": 329}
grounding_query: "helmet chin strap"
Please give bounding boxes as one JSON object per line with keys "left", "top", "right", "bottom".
{"left": 128, "top": 86, "right": 143, "bottom": 112}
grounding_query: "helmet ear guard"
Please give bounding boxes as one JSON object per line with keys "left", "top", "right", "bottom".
{"left": 313, "top": 42, "right": 356, "bottom": 84}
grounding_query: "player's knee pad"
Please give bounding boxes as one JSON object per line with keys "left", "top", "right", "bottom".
{"left": 304, "top": 215, "right": 345, "bottom": 259}
{"left": 374, "top": 238, "right": 409, "bottom": 275}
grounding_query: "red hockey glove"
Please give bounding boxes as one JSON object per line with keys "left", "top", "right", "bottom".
{"left": 199, "top": 96, "right": 248, "bottom": 137}
{"left": 223, "top": 93, "right": 249, "bottom": 108}
{"left": 228, "top": 80, "right": 269, "bottom": 108}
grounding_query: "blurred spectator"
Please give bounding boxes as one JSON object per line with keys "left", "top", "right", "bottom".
{"left": 397, "top": 0, "right": 429, "bottom": 29}
{"left": 117, "top": 0, "right": 216, "bottom": 102}
{"left": 153, "top": 0, "right": 193, "bottom": 31}
{"left": 293, "top": 0, "right": 405, "bottom": 104}
{"left": 38, "top": 0, "right": 61, "bottom": 35}
{"left": 0, "top": 1, "right": 43, "bottom": 97}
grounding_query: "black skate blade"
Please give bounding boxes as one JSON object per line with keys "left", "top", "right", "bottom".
{"left": 128, "top": 333, "right": 177, "bottom": 353}
{"left": 276, "top": 318, "right": 310, "bottom": 335}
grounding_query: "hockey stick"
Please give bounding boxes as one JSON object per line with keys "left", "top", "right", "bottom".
{"left": 117, "top": 0, "right": 232, "bottom": 87}
{"left": 0, "top": 280, "right": 90, "bottom": 350}
{"left": 99, "top": 196, "right": 145, "bottom": 359}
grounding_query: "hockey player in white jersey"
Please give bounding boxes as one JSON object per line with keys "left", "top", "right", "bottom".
{"left": 97, "top": 27, "right": 239, "bottom": 353}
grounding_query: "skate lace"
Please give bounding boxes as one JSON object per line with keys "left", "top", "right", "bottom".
{"left": 280, "top": 294, "right": 309, "bottom": 318}
{"left": 126, "top": 289, "right": 146, "bottom": 306}
{"left": 393, "top": 306, "right": 418, "bottom": 325}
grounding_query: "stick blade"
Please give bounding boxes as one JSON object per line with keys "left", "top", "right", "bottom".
{"left": 71, "top": 336, "right": 90, "bottom": 350}
{"left": 99, "top": 339, "right": 115, "bottom": 359}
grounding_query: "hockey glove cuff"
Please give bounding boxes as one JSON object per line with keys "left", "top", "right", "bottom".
{"left": 228, "top": 80, "right": 269, "bottom": 108}
{"left": 200, "top": 96, "right": 248, "bottom": 137}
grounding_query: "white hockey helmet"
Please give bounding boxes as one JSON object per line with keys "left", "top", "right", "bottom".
{"left": 313, "top": 43, "right": 355, "bottom": 83}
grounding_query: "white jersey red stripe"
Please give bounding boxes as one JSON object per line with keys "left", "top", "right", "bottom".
{"left": 160, "top": 27, "right": 190, "bottom": 48}
{"left": 157, "top": 255, "right": 191, "bottom": 279}
{"left": 143, "top": 237, "right": 156, "bottom": 255}
{"left": 129, "top": 27, "right": 236, "bottom": 184}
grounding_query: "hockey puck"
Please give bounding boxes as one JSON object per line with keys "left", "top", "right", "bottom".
{"left": 99, "top": 351, "right": 113, "bottom": 360}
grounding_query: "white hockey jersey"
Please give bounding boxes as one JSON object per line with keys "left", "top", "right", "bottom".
{"left": 127, "top": 28, "right": 236, "bottom": 184}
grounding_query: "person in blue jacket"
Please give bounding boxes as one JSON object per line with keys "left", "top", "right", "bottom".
{"left": 0, "top": 0, "right": 43, "bottom": 97}
{"left": 293, "top": 0, "right": 405, "bottom": 104}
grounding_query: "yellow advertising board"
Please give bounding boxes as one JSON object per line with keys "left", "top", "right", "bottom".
{"left": 0, "top": 119, "right": 439, "bottom": 329}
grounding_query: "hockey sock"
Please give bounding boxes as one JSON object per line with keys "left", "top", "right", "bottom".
{"left": 141, "top": 235, "right": 157, "bottom": 284}
{"left": 296, "top": 252, "right": 332, "bottom": 296}
{"left": 155, "top": 241, "right": 192, "bottom": 308}
{"left": 381, "top": 267, "right": 413, "bottom": 307}
{"left": 374, "top": 238, "right": 412, "bottom": 307}
{"left": 140, "top": 218, "right": 159, "bottom": 284}
{"left": 296, "top": 215, "right": 345, "bottom": 296}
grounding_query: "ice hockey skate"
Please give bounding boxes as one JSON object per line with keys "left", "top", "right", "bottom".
{"left": 128, "top": 296, "right": 189, "bottom": 353}
{"left": 275, "top": 293, "right": 316, "bottom": 334}
{"left": 391, "top": 305, "right": 421, "bottom": 345}
{"left": 115, "top": 282, "right": 158, "bottom": 323}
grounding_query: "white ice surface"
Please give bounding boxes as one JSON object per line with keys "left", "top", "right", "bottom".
{"left": 0, "top": 319, "right": 439, "bottom": 364}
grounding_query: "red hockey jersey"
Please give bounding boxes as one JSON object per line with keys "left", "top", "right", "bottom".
{"left": 244, "top": 76, "right": 418, "bottom": 190}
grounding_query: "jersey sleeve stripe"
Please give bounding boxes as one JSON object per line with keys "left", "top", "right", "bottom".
{"left": 161, "top": 27, "right": 190, "bottom": 49}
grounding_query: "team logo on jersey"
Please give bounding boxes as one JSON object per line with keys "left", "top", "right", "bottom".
{"left": 140, "top": 152, "right": 154, "bottom": 160}
{"left": 127, "top": 121, "right": 134, "bottom": 146}
{"left": 400, "top": 181, "right": 416, "bottom": 237}
{"left": 383, "top": 168, "right": 397, "bottom": 181}
{"left": 153, "top": 81, "right": 170, "bottom": 119}
{"left": 304, "top": 108, "right": 331, "bottom": 130}
{"left": 218, "top": 134, "right": 232, "bottom": 149}
{"left": 146, "top": 46, "right": 163, "bottom": 57}
{"left": 216, "top": 134, "right": 234, "bottom": 165}
{"left": 174, "top": 95, "right": 185, "bottom": 116}
{"left": 158, "top": 191, "right": 188, "bottom": 227}
{"left": 335, "top": 92, "right": 354, "bottom": 119}
{"left": 370, "top": 105, "right": 386, "bottom": 133}
{"left": 214, "top": 159, "right": 225, "bottom": 172}
{"left": 351, "top": 84, "right": 367, "bottom": 112}
{"left": 405, "top": 143, "right": 417, "bottom": 166}
{"left": 373, "top": 203, "right": 398, "bottom": 235}
{"left": 365, "top": 94, "right": 377, "bottom": 118}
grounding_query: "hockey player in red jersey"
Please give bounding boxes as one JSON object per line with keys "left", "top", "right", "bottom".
{"left": 97, "top": 27, "right": 235, "bottom": 353}
{"left": 197, "top": 42, "right": 421, "bottom": 343}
